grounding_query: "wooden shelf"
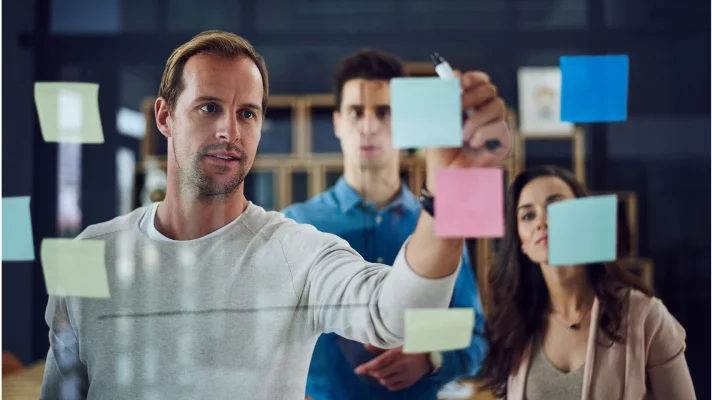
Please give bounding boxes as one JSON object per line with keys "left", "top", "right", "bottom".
{"left": 513, "top": 126, "right": 586, "bottom": 184}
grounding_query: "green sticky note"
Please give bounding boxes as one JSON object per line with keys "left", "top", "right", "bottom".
{"left": 403, "top": 308, "right": 474, "bottom": 354}
{"left": 41, "top": 239, "right": 110, "bottom": 298}
{"left": 390, "top": 77, "right": 462, "bottom": 149}
{"left": 2, "top": 196, "right": 36, "bottom": 261}
{"left": 547, "top": 195, "right": 617, "bottom": 266}
{"left": 34, "top": 82, "right": 105, "bottom": 143}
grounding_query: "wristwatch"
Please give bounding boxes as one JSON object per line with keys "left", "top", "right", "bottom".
{"left": 428, "top": 351, "right": 443, "bottom": 375}
{"left": 419, "top": 183, "right": 435, "bottom": 217}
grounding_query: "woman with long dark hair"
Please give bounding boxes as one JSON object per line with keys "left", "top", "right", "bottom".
{"left": 477, "top": 165, "right": 695, "bottom": 399}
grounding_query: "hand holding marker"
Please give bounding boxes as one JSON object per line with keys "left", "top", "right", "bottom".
{"left": 430, "top": 52, "right": 502, "bottom": 151}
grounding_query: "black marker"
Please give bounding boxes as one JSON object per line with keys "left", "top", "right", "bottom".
{"left": 430, "top": 52, "right": 501, "bottom": 151}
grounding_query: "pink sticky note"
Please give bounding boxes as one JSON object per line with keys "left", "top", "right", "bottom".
{"left": 435, "top": 168, "right": 504, "bottom": 238}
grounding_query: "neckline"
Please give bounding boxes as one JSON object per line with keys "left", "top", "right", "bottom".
{"left": 536, "top": 335, "right": 586, "bottom": 376}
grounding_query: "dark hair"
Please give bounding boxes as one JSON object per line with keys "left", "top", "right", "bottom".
{"left": 331, "top": 49, "right": 405, "bottom": 110}
{"left": 477, "top": 165, "right": 653, "bottom": 397}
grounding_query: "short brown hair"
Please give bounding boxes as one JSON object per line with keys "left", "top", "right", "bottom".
{"left": 158, "top": 30, "right": 269, "bottom": 116}
{"left": 331, "top": 49, "right": 405, "bottom": 110}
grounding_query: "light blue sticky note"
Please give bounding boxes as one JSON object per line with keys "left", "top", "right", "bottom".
{"left": 2, "top": 196, "right": 35, "bottom": 261}
{"left": 390, "top": 77, "right": 462, "bottom": 149}
{"left": 548, "top": 195, "right": 617, "bottom": 266}
{"left": 560, "top": 55, "right": 629, "bottom": 123}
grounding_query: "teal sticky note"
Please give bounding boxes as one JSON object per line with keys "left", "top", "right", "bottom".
{"left": 547, "top": 195, "right": 617, "bottom": 266}
{"left": 560, "top": 55, "right": 629, "bottom": 123}
{"left": 2, "top": 196, "right": 35, "bottom": 261}
{"left": 390, "top": 77, "right": 462, "bottom": 149}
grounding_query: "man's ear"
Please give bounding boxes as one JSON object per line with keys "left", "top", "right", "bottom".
{"left": 332, "top": 109, "right": 342, "bottom": 140}
{"left": 155, "top": 97, "right": 172, "bottom": 139}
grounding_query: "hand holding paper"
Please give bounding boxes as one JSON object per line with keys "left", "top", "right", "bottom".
{"left": 389, "top": 71, "right": 511, "bottom": 194}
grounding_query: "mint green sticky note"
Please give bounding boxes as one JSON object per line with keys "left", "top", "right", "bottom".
{"left": 548, "top": 195, "right": 617, "bottom": 266}
{"left": 403, "top": 308, "right": 474, "bottom": 354}
{"left": 390, "top": 77, "right": 462, "bottom": 149}
{"left": 2, "top": 196, "right": 35, "bottom": 261}
{"left": 41, "top": 239, "right": 110, "bottom": 298}
{"left": 34, "top": 82, "right": 105, "bottom": 143}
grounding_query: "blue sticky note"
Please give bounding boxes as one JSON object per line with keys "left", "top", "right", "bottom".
{"left": 547, "top": 195, "right": 617, "bottom": 266}
{"left": 3, "top": 196, "right": 36, "bottom": 261}
{"left": 390, "top": 77, "right": 462, "bottom": 149}
{"left": 560, "top": 55, "right": 629, "bottom": 123}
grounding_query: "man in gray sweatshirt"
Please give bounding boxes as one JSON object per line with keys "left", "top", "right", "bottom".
{"left": 40, "top": 30, "right": 511, "bottom": 399}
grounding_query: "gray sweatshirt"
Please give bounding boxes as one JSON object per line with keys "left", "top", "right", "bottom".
{"left": 40, "top": 202, "right": 459, "bottom": 399}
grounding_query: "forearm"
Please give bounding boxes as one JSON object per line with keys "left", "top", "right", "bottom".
{"left": 405, "top": 210, "right": 464, "bottom": 279}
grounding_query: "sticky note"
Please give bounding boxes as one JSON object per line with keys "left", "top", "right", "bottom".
{"left": 560, "top": 55, "right": 629, "bottom": 123}
{"left": 41, "top": 239, "right": 110, "bottom": 298}
{"left": 34, "top": 82, "right": 105, "bottom": 143}
{"left": 390, "top": 77, "right": 462, "bottom": 149}
{"left": 435, "top": 168, "right": 504, "bottom": 238}
{"left": 547, "top": 195, "right": 617, "bottom": 266}
{"left": 2, "top": 197, "right": 35, "bottom": 261}
{"left": 403, "top": 308, "right": 474, "bottom": 354}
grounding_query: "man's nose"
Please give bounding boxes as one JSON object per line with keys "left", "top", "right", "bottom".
{"left": 216, "top": 114, "right": 240, "bottom": 143}
{"left": 360, "top": 111, "right": 381, "bottom": 137}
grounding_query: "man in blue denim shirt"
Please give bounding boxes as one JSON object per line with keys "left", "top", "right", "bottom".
{"left": 282, "top": 49, "right": 487, "bottom": 400}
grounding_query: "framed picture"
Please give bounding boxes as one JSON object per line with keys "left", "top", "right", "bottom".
{"left": 517, "top": 67, "right": 574, "bottom": 135}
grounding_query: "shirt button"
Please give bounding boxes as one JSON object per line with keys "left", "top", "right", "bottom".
{"left": 375, "top": 216, "right": 382, "bottom": 224}
{"left": 377, "top": 257, "right": 384, "bottom": 263}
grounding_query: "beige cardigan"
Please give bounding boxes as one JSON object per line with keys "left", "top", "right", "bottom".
{"left": 506, "top": 290, "right": 696, "bottom": 399}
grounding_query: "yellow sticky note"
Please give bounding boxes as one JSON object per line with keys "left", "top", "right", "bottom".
{"left": 403, "top": 308, "right": 474, "bottom": 354}
{"left": 34, "top": 82, "right": 105, "bottom": 143}
{"left": 41, "top": 239, "right": 110, "bottom": 298}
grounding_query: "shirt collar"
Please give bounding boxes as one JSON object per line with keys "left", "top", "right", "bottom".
{"left": 334, "top": 176, "right": 421, "bottom": 213}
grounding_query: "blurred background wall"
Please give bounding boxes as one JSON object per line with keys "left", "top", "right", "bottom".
{"left": 2, "top": 0, "right": 710, "bottom": 396}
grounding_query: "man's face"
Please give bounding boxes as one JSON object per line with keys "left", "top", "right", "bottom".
{"left": 163, "top": 53, "right": 263, "bottom": 198}
{"left": 333, "top": 79, "right": 399, "bottom": 169}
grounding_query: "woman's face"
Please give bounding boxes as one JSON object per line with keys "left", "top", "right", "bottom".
{"left": 516, "top": 176, "right": 577, "bottom": 264}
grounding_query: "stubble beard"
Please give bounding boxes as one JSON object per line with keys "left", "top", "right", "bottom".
{"left": 173, "top": 140, "right": 249, "bottom": 201}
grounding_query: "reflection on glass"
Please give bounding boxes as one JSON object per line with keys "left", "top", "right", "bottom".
{"left": 116, "top": 148, "right": 136, "bottom": 216}
{"left": 116, "top": 107, "right": 145, "bottom": 139}
{"left": 57, "top": 142, "right": 82, "bottom": 237}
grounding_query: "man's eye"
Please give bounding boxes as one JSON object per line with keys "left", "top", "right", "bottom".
{"left": 200, "top": 103, "right": 217, "bottom": 113}
{"left": 241, "top": 110, "right": 255, "bottom": 119}
{"left": 349, "top": 109, "right": 363, "bottom": 119}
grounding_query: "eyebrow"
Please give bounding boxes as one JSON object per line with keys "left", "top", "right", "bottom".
{"left": 516, "top": 193, "right": 565, "bottom": 212}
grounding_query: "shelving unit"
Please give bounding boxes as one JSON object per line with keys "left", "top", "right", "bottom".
{"left": 514, "top": 127, "right": 586, "bottom": 184}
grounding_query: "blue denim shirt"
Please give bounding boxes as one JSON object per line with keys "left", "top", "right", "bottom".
{"left": 282, "top": 177, "right": 487, "bottom": 400}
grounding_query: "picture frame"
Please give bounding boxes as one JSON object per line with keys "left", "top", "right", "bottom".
{"left": 517, "top": 66, "right": 574, "bottom": 135}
